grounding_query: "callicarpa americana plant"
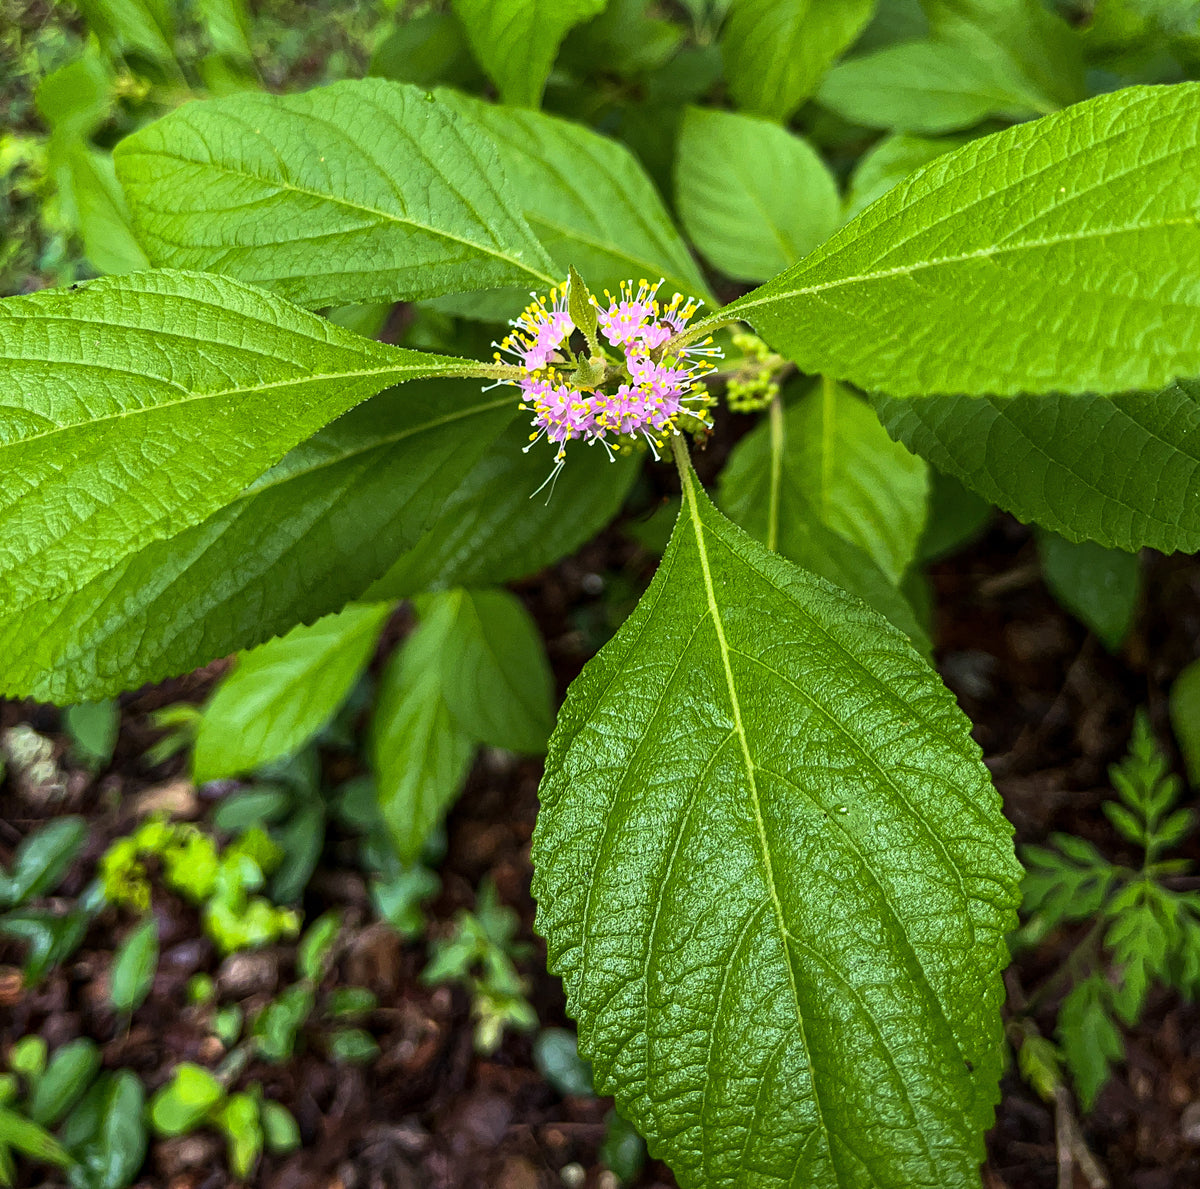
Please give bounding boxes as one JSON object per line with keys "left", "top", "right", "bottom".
{"left": 4, "top": 16, "right": 1200, "bottom": 1187}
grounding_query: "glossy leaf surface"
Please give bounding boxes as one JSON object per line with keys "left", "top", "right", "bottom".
{"left": 450, "top": 0, "right": 606, "bottom": 107}
{"left": 0, "top": 270, "right": 479, "bottom": 621}
{"left": 533, "top": 456, "right": 1020, "bottom": 1188}
{"left": 725, "top": 84, "right": 1200, "bottom": 398}
{"left": 0, "top": 381, "right": 512, "bottom": 705}
{"left": 115, "top": 79, "right": 557, "bottom": 307}
{"left": 722, "top": 0, "right": 877, "bottom": 121}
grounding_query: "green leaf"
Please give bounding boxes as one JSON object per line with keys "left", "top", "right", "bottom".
{"left": 0, "top": 818, "right": 87, "bottom": 910}
{"left": 74, "top": 0, "right": 177, "bottom": 69}
{"left": 148, "top": 1064, "right": 224, "bottom": 1137}
{"left": 534, "top": 1028, "right": 595, "bottom": 1097}
{"left": 29, "top": 1040, "right": 102, "bottom": 1127}
{"left": 817, "top": 38, "right": 1051, "bottom": 133}
{"left": 432, "top": 90, "right": 710, "bottom": 312}
{"left": 0, "top": 380, "right": 513, "bottom": 704}
{"left": 368, "top": 418, "right": 639, "bottom": 598}
{"left": 0, "top": 270, "right": 483, "bottom": 625}
{"left": 65, "top": 1070, "right": 146, "bottom": 1189}
{"left": 370, "top": 10, "right": 484, "bottom": 89}
{"left": 599, "top": 1110, "right": 646, "bottom": 1185}
{"left": 1171, "top": 659, "right": 1200, "bottom": 788}
{"left": 0, "top": 1107, "right": 71, "bottom": 1169}
{"left": 675, "top": 108, "right": 840, "bottom": 283}
{"left": 371, "top": 606, "right": 476, "bottom": 864}
{"left": 114, "top": 79, "right": 557, "bottom": 308}
{"left": 65, "top": 702, "right": 119, "bottom": 769}
{"left": 450, "top": 0, "right": 606, "bottom": 107}
{"left": 326, "top": 1029, "right": 380, "bottom": 1063}
{"left": 1057, "top": 975, "right": 1123, "bottom": 1112}
{"left": 724, "top": 84, "right": 1200, "bottom": 398}
{"left": 109, "top": 918, "right": 158, "bottom": 1014}
{"left": 59, "top": 146, "right": 150, "bottom": 277}
{"left": 260, "top": 1101, "right": 300, "bottom": 1154}
{"left": 921, "top": 0, "right": 1085, "bottom": 110}
{"left": 533, "top": 451, "right": 1021, "bottom": 1188}
{"left": 789, "top": 381, "right": 928, "bottom": 582}
{"left": 297, "top": 910, "right": 341, "bottom": 983}
{"left": 717, "top": 398, "right": 930, "bottom": 649}
{"left": 423, "top": 589, "right": 555, "bottom": 754}
{"left": 193, "top": 603, "right": 392, "bottom": 782}
{"left": 213, "top": 1092, "right": 262, "bottom": 1179}
{"left": 1037, "top": 531, "right": 1141, "bottom": 652}
{"left": 874, "top": 381, "right": 1200, "bottom": 553}
{"left": 722, "top": 0, "right": 878, "bottom": 121}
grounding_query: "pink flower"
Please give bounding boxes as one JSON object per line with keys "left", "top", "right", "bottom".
{"left": 490, "top": 276, "right": 721, "bottom": 493}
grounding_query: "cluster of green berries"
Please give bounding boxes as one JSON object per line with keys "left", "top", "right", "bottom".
{"left": 725, "top": 331, "right": 785, "bottom": 413}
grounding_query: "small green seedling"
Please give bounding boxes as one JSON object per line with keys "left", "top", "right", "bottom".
{"left": 1015, "top": 711, "right": 1200, "bottom": 1109}
{"left": 422, "top": 881, "right": 536, "bottom": 1053}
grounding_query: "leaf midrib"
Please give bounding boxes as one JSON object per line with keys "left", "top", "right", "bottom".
{"left": 733, "top": 215, "right": 1200, "bottom": 317}
{"left": 120, "top": 141, "right": 557, "bottom": 289}
{"left": 678, "top": 451, "right": 839, "bottom": 1182}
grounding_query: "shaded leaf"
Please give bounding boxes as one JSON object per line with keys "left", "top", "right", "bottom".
{"left": 1037, "top": 531, "right": 1141, "bottom": 651}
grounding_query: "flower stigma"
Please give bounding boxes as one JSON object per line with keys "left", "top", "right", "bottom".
{"left": 490, "top": 278, "right": 722, "bottom": 497}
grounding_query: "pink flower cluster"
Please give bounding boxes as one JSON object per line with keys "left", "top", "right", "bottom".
{"left": 491, "top": 279, "right": 720, "bottom": 489}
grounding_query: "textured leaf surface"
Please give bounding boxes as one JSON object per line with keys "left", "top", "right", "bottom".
{"left": 817, "top": 39, "right": 1049, "bottom": 132}
{"left": 722, "top": 0, "right": 877, "bottom": 121}
{"left": 717, "top": 398, "right": 929, "bottom": 648}
{"left": 115, "top": 79, "right": 556, "bottom": 308}
{"left": 724, "top": 84, "right": 1200, "bottom": 398}
{"left": 675, "top": 108, "right": 839, "bottom": 282}
{"left": 846, "top": 132, "right": 968, "bottom": 218}
{"left": 0, "top": 382, "right": 513, "bottom": 704}
{"left": 369, "top": 419, "right": 639, "bottom": 598}
{"left": 450, "top": 0, "right": 606, "bottom": 107}
{"left": 873, "top": 382, "right": 1200, "bottom": 553}
{"left": 0, "top": 270, "right": 478, "bottom": 621}
{"left": 371, "top": 597, "right": 476, "bottom": 863}
{"left": 193, "top": 602, "right": 394, "bottom": 782}
{"left": 533, "top": 455, "right": 1020, "bottom": 1188}
{"left": 424, "top": 589, "right": 555, "bottom": 755}
{"left": 439, "top": 91, "right": 708, "bottom": 303}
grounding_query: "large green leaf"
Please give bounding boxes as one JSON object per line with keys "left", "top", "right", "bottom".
{"left": 722, "top": 0, "right": 878, "bottom": 121}
{"left": 431, "top": 90, "right": 709, "bottom": 316}
{"left": 873, "top": 382, "right": 1200, "bottom": 553}
{"left": 450, "top": 0, "right": 606, "bottom": 107}
{"left": 0, "top": 382, "right": 514, "bottom": 704}
{"left": 114, "top": 79, "right": 557, "bottom": 308}
{"left": 722, "top": 84, "right": 1200, "bottom": 398}
{"left": 717, "top": 396, "right": 929, "bottom": 648}
{"left": 817, "top": 38, "right": 1051, "bottom": 133}
{"left": 533, "top": 452, "right": 1020, "bottom": 1188}
{"left": 368, "top": 419, "right": 639, "bottom": 597}
{"left": 193, "top": 602, "right": 394, "bottom": 782}
{"left": 426, "top": 588, "right": 555, "bottom": 754}
{"left": 371, "top": 595, "right": 476, "bottom": 863}
{"left": 675, "top": 107, "right": 839, "bottom": 283}
{"left": 0, "top": 270, "right": 481, "bottom": 621}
